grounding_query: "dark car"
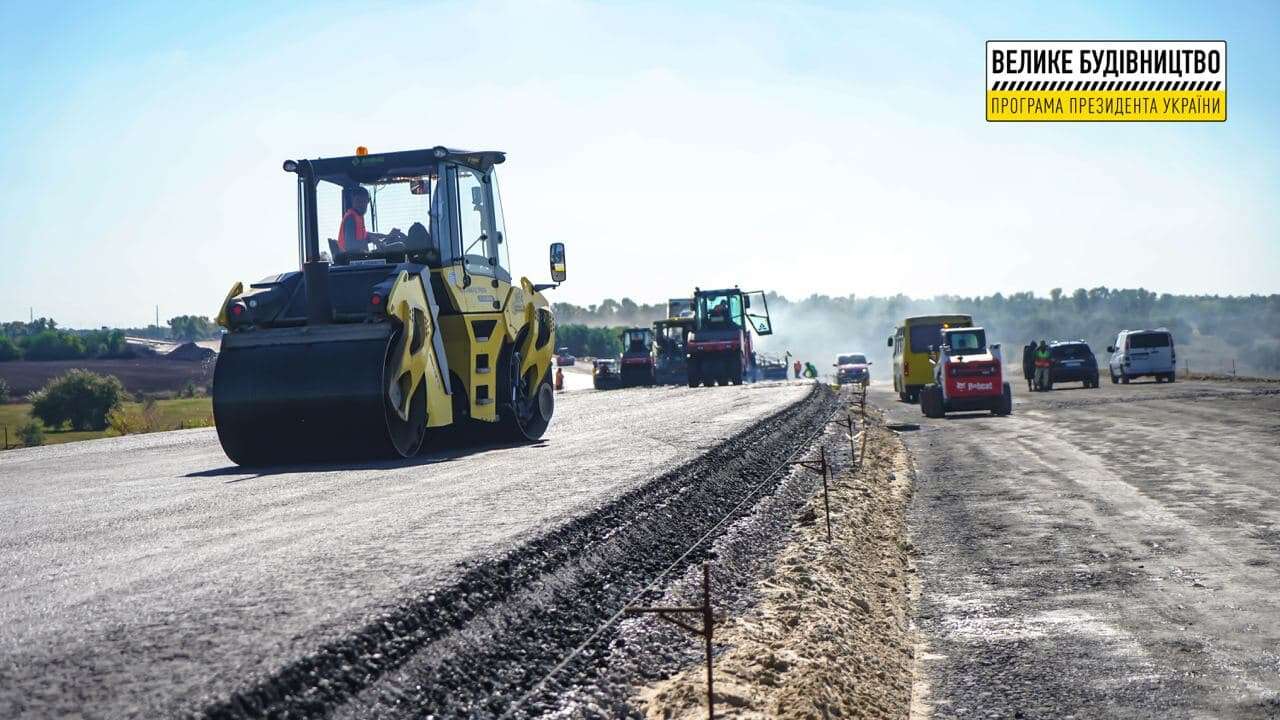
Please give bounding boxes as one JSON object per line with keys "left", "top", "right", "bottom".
{"left": 1046, "top": 341, "right": 1100, "bottom": 389}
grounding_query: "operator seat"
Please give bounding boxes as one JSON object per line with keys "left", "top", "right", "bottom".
{"left": 405, "top": 222, "right": 440, "bottom": 267}
{"left": 327, "top": 239, "right": 348, "bottom": 266}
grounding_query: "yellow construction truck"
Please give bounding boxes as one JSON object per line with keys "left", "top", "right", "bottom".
{"left": 212, "top": 146, "right": 564, "bottom": 465}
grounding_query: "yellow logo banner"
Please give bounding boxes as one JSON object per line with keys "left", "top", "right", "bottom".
{"left": 986, "top": 41, "right": 1226, "bottom": 122}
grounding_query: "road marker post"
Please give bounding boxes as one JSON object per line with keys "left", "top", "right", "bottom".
{"left": 858, "top": 385, "right": 869, "bottom": 465}
{"left": 848, "top": 411, "right": 856, "bottom": 463}
{"left": 860, "top": 420, "right": 869, "bottom": 468}
{"left": 625, "top": 562, "right": 717, "bottom": 720}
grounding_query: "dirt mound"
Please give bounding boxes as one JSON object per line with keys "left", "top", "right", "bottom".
{"left": 166, "top": 342, "right": 216, "bottom": 362}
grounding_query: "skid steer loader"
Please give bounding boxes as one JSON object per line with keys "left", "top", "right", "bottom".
{"left": 212, "top": 146, "right": 565, "bottom": 465}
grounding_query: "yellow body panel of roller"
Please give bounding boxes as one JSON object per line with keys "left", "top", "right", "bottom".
{"left": 383, "top": 271, "right": 454, "bottom": 428}
{"left": 432, "top": 269, "right": 554, "bottom": 424}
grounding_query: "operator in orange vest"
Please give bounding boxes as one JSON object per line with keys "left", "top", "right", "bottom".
{"left": 337, "top": 186, "right": 403, "bottom": 254}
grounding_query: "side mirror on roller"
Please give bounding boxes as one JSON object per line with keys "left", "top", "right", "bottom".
{"left": 549, "top": 243, "right": 566, "bottom": 283}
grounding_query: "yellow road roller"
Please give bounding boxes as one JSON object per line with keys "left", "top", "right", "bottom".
{"left": 212, "top": 146, "right": 565, "bottom": 465}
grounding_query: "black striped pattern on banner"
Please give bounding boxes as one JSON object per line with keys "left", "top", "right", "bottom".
{"left": 990, "top": 80, "right": 1223, "bottom": 91}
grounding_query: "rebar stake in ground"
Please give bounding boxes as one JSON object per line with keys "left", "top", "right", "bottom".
{"left": 625, "top": 562, "right": 716, "bottom": 719}
{"left": 790, "top": 446, "right": 832, "bottom": 542}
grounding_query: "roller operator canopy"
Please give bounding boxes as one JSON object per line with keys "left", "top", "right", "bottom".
{"left": 286, "top": 147, "right": 506, "bottom": 185}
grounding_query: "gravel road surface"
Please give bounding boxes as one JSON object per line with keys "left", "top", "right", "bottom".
{"left": 0, "top": 381, "right": 811, "bottom": 718}
{"left": 878, "top": 378, "right": 1280, "bottom": 719}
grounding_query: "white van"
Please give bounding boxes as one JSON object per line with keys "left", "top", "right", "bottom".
{"left": 1107, "top": 329, "right": 1177, "bottom": 384}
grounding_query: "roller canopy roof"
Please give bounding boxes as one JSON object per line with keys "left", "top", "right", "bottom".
{"left": 290, "top": 147, "right": 506, "bottom": 184}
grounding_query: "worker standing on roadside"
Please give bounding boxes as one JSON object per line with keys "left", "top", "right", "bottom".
{"left": 555, "top": 366, "right": 564, "bottom": 392}
{"left": 1023, "top": 341, "right": 1037, "bottom": 391}
{"left": 1034, "top": 340, "right": 1051, "bottom": 391}
{"left": 793, "top": 359, "right": 802, "bottom": 379}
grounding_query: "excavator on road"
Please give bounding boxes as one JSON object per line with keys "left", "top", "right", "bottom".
{"left": 212, "top": 146, "right": 565, "bottom": 465}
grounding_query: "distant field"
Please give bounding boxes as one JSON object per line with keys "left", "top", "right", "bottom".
{"left": 0, "top": 397, "right": 213, "bottom": 449}
{"left": 0, "top": 357, "right": 213, "bottom": 398}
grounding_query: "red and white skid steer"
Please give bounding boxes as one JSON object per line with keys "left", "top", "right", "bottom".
{"left": 919, "top": 326, "right": 1013, "bottom": 418}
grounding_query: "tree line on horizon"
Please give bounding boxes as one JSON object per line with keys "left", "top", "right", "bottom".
{"left": 5, "top": 288, "right": 1276, "bottom": 372}
{"left": 0, "top": 316, "right": 220, "bottom": 362}
{"left": 553, "top": 288, "right": 1280, "bottom": 374}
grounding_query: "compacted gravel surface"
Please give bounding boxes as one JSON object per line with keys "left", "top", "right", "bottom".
{"left": 0, "top": 381, "right": 813, "bottom": 719}
{"left": 879, "top": 378, "right": 1280, "bottom": 719}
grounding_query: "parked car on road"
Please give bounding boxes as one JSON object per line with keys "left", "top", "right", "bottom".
{"left": 834, "top": 353, "right": 871, "bottom": 386}
{"left": 1045, "top": 340, "right": 1100, "bottom": 389}
{"left": 555, "top": 347, "right": 576, "bottom": 366}
{"left": 1108, "top": 329, "right": 1177, "bottom": 384}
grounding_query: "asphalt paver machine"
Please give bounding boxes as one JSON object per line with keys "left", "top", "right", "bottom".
{"left": 212, "top": 146, "right": 565, "bottom": 464}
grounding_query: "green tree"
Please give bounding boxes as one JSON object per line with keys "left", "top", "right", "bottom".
{"left": 0, "top": 376, "right": 9, "bottom": 402}
{"left": 29, "top": 370, "right": 126, "bottom": 431}
{"left": 555, "top": 324, "right": 625, "bottom": 358}
{"left": 22, "top": 331, "right": 87, "bottom": 360}
{"left": 0, "top": 336, "right": 21, "bottom": 361}
{"left": 168, "top": 315, "right": 217, "bottom": 342}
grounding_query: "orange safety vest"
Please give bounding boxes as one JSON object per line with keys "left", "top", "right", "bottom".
{"left": 337, "top": 208, "right": 367, "bottom": 252}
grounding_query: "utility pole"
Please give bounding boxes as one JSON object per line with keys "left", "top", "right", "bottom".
{"left": 155, "top": 305, "right": 160, "bottom": 329}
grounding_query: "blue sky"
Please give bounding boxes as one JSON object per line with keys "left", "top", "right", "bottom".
{"left": 1, "top": 0, "right": 1276, "bottom": 328}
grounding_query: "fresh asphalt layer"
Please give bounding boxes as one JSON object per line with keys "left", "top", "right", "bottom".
{"left": 880, "top": 377, "right": 1280, "bottom": 719}
{"left": 0, "top": 381, "right": 811, "bottom": 718}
